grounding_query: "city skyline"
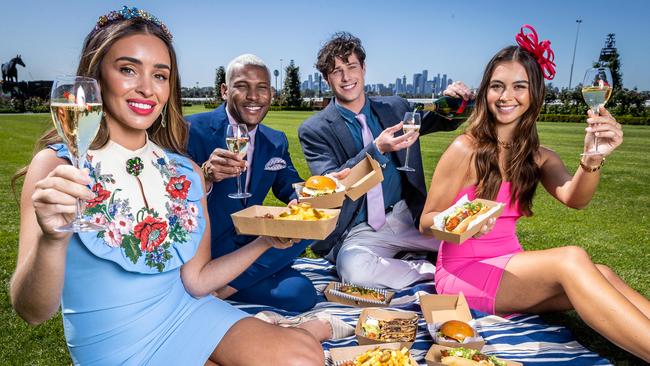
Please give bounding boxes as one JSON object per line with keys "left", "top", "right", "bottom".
{"left": 299, "top": 69, "right": 455, "bottom": 97}
{"left": 2, "top": 1, "right": 649, "bottom": 91}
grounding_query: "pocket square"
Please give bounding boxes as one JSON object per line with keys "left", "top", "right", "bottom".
{"left": 264, "top": 157, "right": 287, "bottom": 171}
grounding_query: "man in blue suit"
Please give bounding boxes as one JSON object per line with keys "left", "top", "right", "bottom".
{"left": 299, "top": 32, "right": 473, "bottom": 289}
{"left": 186, "top": 54, "right": 316, "bottom": 311}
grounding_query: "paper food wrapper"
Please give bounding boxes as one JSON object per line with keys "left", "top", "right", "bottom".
{"left": 433, "top": 194, "right": 503, "bottom": 233}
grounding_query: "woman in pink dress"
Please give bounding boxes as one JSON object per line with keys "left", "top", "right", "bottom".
{"left": 420, "top": 25, "right": 650, "bottom": 361}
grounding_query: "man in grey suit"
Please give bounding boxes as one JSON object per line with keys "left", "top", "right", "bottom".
{"left": 298, "top": 32, "right": 472, "bottom": 289}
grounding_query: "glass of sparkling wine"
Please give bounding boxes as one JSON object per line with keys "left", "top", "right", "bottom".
{"left": 50, "top": 76, "right": 103, "bottom": 232}
{"left": 581, "top": 67, "right": 613, "bottom": 156}
{"left": 226, "top": 123, "right": 252, "bottom": 199}
{"left": 396, "top": 112, "right": 421, "bottom": 172}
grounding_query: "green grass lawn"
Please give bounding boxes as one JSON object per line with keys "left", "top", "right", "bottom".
{"left": 1, "top": 107, "right": 648, "bottom": 364}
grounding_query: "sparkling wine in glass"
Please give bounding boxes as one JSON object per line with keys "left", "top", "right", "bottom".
{"left": 581, "top": 67, "right": 613, "bottom": 156}
{"left": 396, "top": 112, "right": 421, "bottom": 172}
{"left": 226, "top": 123, "right": 252, "bottom": 199}
{"left": 50, "top": 76, "right": 103, "bottom": 232}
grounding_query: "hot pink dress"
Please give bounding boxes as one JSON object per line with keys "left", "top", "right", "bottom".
{"left": 435, "top": 182, "right": 523, "bottom": 314}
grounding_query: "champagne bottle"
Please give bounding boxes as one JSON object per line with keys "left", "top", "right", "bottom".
{"left": 431, "top": 96, "right": 474, "bottom": 120}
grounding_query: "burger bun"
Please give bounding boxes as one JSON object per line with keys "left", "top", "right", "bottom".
{"left": 439, "top": 320, "right": 475, "bottom": 342}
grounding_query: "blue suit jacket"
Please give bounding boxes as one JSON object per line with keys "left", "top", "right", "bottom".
{"left": 298, "top": 96, "right": 462, "bottom": 258}
{"left": 186, "top": 105, "right": 302, "bottom": 258}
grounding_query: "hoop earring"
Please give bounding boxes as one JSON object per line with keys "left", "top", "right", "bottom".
{"left": 160, "top": 103, "right": 168, "bottom": 128}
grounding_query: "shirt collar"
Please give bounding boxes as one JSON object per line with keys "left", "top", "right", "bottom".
{"left": 224, "top": 103, "right": 258, "bottom": 138}
{"left": 334, "top": 96, "right": 371, "bottom": 122}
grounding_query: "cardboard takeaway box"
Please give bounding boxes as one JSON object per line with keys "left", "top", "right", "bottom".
{"left": 419, "top": 293, "right": 485, "bottom": 350}
{"left": 330, "top": 342, "right": 418, "bottom": 366}
{"left": 294, "top": 154, "right": 384, "bottom": 209}
{"left": 324, "top": 282, "right": 394, "bottom": 308}
{"left": 425, "top": 345, "right": 523, "bottom": 366}
{"left": 428, "top": 198, "right": 504, "bottom": 244}
{"left": 355, "top": 308, "right": 418, "bottom": 348}
{"left": 230, "top": 206, "right": 339, "bottom": 240}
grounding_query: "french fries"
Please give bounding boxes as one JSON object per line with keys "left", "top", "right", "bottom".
{"left": 276, "top": 202, "right": 333, "bottom": 221}
{"left": 340, "top": 347, "right": 413, "bottom": 366}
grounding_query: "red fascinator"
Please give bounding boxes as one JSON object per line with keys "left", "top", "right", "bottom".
{"left": 516, "top": 24, "right": 556, "bottom": 80}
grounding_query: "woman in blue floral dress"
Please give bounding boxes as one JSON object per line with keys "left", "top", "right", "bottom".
{"left": 10, "top": 7, "right": 333, "bottom": 366}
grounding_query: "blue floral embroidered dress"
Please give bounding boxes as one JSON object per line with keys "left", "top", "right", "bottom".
{"left": 50, "top": 138, "right": 247, "bottom": 365}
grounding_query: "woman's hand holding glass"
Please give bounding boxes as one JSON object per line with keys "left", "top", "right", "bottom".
{"left": 31, "top": 165, "right": 95, "bottom": 239}
{"left": 583, "top": 106, "right": 623, "bottom": 158}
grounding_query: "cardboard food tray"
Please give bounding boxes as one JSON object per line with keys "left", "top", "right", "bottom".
{"left": 429, "top": 198, "right": 504, "bottom": 244}
{"left": 295, "top": 154, "right": 384, "bottom": 208}
{"left": 419, "top": 293, "right": 485, "bottom": 350}
{"left": 231, "top": 205, "right": 340, "bottom": 240}
{"left": 330, "top": 342, "right": 418, "bottom": 366}
{"left": 324, "top": 282, "right": 394, "bottom": 307}
{"left": 355, "top": 308, "right": 418, "bottom": 348}
{"left": 425, "top": 344, "right": 523, "bottom": 366}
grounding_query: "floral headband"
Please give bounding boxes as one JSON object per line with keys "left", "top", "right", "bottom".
{"left": 515, "top": 24, "right": 555, "bottom": 80}
{"left": 95, "top": 6, "right": 172, "bottom": 40}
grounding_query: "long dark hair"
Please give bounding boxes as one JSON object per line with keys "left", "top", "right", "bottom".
{"left": 465, "top": 45, "right": 545, "bottom": 216}
{"left": 12, "top": 16, "right": 186, "bottom": 193}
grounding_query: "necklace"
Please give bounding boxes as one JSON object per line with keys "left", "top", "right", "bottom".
{"left": 498, "top": 139, "right": 513, "bottom": 149}
{"left": 126, "top": 156, "right": 149, "bottom": 209}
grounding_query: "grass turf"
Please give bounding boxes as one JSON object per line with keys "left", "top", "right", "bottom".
{"left": 1, "top": 107, "right": 648, "bottom": 364}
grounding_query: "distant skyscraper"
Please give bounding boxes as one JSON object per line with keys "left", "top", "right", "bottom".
{"left": 395, "top": 78, "right": 402, "bottom": 94}
{"left": 442, "top": 74, "right": 448, "bottom": 93}
{"left": 402, "top": 75, "right": 407, "bottom": 91}
{"left": 425, "top": 80, "right": 434, "bottom": 95}
{"left": 413, "top": 73, "right": 422, "bottom": 95}
{"left": 447, "top": 78, "right": 453, "bottom": 89}
{"left": 421, "top": 70, "right": 428, "bottom": 96}
{"left": 308, "top": 74, "right": 313, "bottom": 90}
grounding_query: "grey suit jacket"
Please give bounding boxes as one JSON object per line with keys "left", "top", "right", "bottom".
{"left": 298, "top": 95, "right": 462, "bottom": 259}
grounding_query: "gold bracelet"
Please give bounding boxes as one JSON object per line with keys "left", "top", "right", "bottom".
{"left": 579, "top": 157, "right": 605, "bottom": 173}
{"left": 201, "top": 161, "right": 213, "bottom": 181}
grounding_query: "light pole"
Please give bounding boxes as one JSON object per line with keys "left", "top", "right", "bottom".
{"left": 280, "top": 58, "right": 284, "bottom": 92}
{"left": 273, "top": 69, "right": 279, "bottom": 96}
{"left": 568, "top": 19, "right": 583, "bottom": 89}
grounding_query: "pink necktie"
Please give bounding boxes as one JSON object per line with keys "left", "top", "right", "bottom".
{"left": 355, "top": 113, "right": 386, "bottom": 231}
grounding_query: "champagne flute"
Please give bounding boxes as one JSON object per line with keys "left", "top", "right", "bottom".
{"left": 581, "top": 67, "right": 613, "bottom": 156}
{"left": 396, "top": 112, "right": 421, "bottom": 172}
{"left": 226, "top": 123, "right": 252, "bottom": 199}
{"left": 50, "top": 76, "right": 103, "bottom": 232}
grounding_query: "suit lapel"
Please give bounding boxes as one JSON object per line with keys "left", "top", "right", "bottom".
{"left": 324, "top": 102, "right": 358, "bottom": 159}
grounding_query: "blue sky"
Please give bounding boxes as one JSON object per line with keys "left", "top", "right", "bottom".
{"left": 2, "top": 0, "right": 649, "bottom": 90}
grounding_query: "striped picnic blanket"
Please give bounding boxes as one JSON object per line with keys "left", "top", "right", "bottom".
{"left": 230, "top": 258, "right": 612, "bottom": 365}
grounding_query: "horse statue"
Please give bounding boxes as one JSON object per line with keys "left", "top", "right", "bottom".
{"left": 2, "top": 55, "right": 26, "bottom": 83}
